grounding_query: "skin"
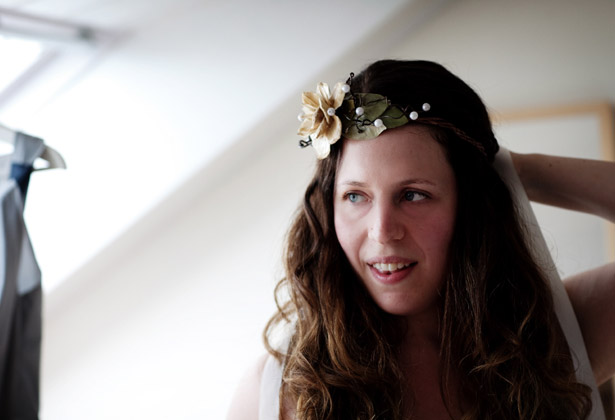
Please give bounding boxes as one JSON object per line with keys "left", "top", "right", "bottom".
{"left": 333, "top": 125, "right": 457, "bottom": 331}
{"left": 226, "top": 354, "right": 267, "bottom": 419}
{"left": 511, "top": 153, "right": 615, "bottom": 223}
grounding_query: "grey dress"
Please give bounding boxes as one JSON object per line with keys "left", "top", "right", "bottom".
{"left": 0, "top": 132, "right": 45, "bottom": 420}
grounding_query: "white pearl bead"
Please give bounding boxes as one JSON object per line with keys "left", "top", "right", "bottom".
{"left": 297, "top": 112, "right": 305, "bottom": 121}
{"left": 327, "top": 107, "right": 336, "bottom": 116}
{"left": 410, "top": 111, "right": 419, "bottom": 120}
{"left": 355, "top": 107, "right": 365, "bottom": 116}
{"left": 342, "top": 84, "right": 350, "bottom": 93}
{"left": 374, "top": 119, "right": 383, "bottom": 127}
{"left": 422, "top": 103, "right": 431, "bottom": 111}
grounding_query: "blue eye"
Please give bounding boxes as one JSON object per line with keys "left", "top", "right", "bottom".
{"left": 347, "top": 193, "right": 364, "bottom": 203}
{"left": 403, "top": 191, "right": 426, "bottom": 202}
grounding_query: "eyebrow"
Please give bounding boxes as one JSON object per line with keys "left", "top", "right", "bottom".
{"left": 338, "top": 179, "right": 436, "bottom": 187}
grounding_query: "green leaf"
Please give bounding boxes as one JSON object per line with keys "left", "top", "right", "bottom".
{"left": 355, "top": 93, "right": 388, "bottom": 121}
{"left": 338, "top": 96, "right": 355, "bottom": 115}
{"left": 339, "top": 97, "right": 356, "bottom": 134}
{"left": 338, "top": 94, "right": 410, "bottom": 140}
{"left": 344, "top": 123, "right": 386, "bottom": 140}
{"left": 381, "top": 106, "right": 409, "bottom": 129}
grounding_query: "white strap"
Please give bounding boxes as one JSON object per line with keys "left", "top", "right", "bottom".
{"left": 259, "top": 354, "right": 283, "bottom": 420}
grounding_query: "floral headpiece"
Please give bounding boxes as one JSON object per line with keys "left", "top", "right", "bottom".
{"left": 297, "top": 73, "right": 431, "bottom": 159}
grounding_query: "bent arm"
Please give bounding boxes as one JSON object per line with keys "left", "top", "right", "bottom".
{"left": 565, "top": 263, "right": 615, "bottom": 385}
{"left": 510, "top": 152, "right": 615, "bottom": 222}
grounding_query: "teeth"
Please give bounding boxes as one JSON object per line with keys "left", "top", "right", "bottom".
{"left": 372, "top": 262, "right": 412, "bottom": 273}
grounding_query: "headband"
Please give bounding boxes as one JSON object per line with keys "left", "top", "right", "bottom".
{"left": 297, "top": 73, "right": 487, "bottom": 159}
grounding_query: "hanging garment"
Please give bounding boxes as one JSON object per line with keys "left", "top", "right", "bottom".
{"left": 0, "top": 132, "right": 44, "bottom": 420}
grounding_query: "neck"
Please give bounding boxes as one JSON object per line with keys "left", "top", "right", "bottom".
{"left": 401, "top": 306, "right": 441, "bottom": 348}
{"left": 395, "top": 307, "right": 442, "bottom": 378}
{"left": 397, "top": 309, "right": 465, "bottom": 420}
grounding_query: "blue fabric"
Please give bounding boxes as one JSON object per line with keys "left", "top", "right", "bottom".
{"left": 10, "top": 132, "right": 44, "bottom": 204}
{"left": 9, "top": 163, "right": 31, "bottom": 203}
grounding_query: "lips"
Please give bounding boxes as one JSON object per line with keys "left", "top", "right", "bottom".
{"left": 367, "top": 260, "right": 417, "bottom": 285}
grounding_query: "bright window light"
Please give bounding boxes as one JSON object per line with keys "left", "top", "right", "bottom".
{"left": 0, "top": 34, "right": 44, "bottom": 92}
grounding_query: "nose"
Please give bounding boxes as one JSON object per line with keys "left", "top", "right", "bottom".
{"left": 368, "top": 201, "right": 405, "bottom": 244}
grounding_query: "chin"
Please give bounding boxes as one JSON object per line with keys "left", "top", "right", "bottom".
{"left": 373, "top": 294, "right": 440, "bottom": 320}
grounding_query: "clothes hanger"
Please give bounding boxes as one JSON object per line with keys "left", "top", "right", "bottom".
{"left": 0, "top": 122, "right": 66, "bottom": 170}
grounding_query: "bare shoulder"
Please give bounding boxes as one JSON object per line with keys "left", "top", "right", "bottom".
{"left": 226, "top": 353, "right": 269, "bottom": 420}
{"left": 564, "top": 262, "right": 615, "bottom": 385}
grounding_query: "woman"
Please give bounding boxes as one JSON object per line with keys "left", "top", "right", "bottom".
{"left": 228, "top": 60, "right": 615, "bottom": 419}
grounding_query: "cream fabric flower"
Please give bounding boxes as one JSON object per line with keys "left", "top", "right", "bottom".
{"left": 298, "top": 82, "right": 346, "bottom": 159}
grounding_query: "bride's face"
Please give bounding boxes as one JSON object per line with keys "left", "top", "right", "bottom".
{"left": 333, "top": 125, "right": 457, "bottom": 318}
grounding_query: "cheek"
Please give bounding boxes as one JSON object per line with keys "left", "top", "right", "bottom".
{"left": 420, "top": 209, "right": 456, "bottom": 259}
{"left": 334, "top": 210, "right": 360, "bottom": 263}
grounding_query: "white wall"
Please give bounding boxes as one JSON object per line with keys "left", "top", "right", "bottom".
{"left": 388, "top": 0, "right": 615, "bottom": 111}
{"left": 42, "top": 126, "right": 314, "bottom": 419}
{"left": 39, "top": 0, "right": 615, "bottom": 419}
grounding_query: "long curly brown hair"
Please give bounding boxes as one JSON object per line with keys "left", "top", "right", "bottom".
{"left": 264, "top": 60, "right": 592, "bottom": 419}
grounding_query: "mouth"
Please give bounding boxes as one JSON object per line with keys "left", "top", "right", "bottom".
{"left": 370, "top": 261, "right": 415, "bottom": 273}
{"left": 367, "top": 260, "right": 417, "bottom": 284}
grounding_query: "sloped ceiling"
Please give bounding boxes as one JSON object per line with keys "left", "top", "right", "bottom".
{"left": 1, "top": 0, "right": 194, "bottom": 28}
